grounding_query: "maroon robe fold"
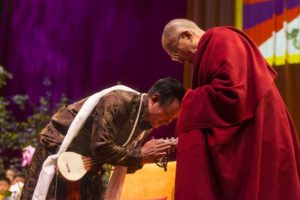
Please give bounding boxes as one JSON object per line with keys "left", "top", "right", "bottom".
{"left": 175, "top": 27, "right": 300, "bottom": 200}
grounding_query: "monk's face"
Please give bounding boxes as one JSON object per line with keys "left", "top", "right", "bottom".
{"left": 147, "top": 95, "right": 181, "bottom": 128}
{"left": 162, "top": 31, "right": 196, "bottom": 64}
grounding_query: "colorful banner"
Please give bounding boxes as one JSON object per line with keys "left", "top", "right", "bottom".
{"left": 240, "top": 0, "right": 300, "bottom": 66}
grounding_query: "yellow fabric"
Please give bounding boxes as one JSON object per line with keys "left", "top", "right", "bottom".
{"left": 265, "top": 53, "right": 300, "bottom": 66}
{"left": 235, "top": 0, "right": 243, "bottom": 30}
{"left": 121, "top": 161, "right": 176, "bottom": 200}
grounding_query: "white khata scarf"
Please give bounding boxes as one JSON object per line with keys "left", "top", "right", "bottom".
{"left": 33, "top": 85, "right": 140, "bottom": 200}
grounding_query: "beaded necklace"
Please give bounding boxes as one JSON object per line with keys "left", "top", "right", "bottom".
{"left": 122, "top": 93, "right": 146, "bottom": 147}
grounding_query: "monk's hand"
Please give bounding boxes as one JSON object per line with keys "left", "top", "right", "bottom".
{"left": 140, "top": 139, "right": 171, "bottom": 164}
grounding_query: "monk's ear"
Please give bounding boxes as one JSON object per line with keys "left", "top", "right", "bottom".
{"left": 181, "top": 31, "right": 193, "bottom": 41}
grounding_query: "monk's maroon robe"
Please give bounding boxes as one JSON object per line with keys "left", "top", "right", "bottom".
{"left": 175, "top": 27, "right": 300, "bottom": 200}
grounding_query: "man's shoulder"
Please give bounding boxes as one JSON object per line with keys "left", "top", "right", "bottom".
{"left": 104, "top": 89, "right": 139, "bottom": 103}
{"left": 99, "top": 90, "right": 140, "bottom": 120}
{"left": 96, "top": 89, "right": 140, "bottom": 113}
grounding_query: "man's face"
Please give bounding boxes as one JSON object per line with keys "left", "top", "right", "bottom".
{"left": 147, "top": 95, "right": 181, "bottom": 128}
{"left": 0, "top": 180, "right": 9, "bottom": 194}
{"left": 5, "top": 170, "right": 14, "bottom": 183}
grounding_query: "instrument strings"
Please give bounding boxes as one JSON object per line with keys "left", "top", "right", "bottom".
{"left": 59, "top": 157, "right": 116, "bottom": 172}
{"left": 59, "top": 157, "right": 96, "bottom": 172}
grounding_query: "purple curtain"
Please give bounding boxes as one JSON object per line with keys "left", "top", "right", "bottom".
{"left": 0, "top": 0, "right": 185, "bottom": 101}
{"left": 0, "top": 0, "right": 186, "bottom": 139}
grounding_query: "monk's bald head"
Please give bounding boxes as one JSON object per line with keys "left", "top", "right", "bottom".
{"left": 162, "top": 19, "right": 202, "bottom": 51}
{"left": 161, "top": 19, "right": 205, "bottom": 63}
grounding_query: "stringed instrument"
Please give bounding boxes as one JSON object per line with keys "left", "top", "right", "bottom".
{"left": 57, "top": 137, "right": 178, "bottom": 181}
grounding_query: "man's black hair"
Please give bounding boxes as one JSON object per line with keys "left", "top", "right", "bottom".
{"left": 0, "top": 175, "right": 10, "bottom": 185}
{"left": 148, "top": 77, "right": 185, "bottom": 105}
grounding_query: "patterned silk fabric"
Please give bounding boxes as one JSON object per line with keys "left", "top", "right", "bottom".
{"left": 21, "top": 90, "right": 151, "bottom": 200}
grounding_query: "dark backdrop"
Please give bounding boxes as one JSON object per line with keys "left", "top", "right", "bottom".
{"left": 0, "top": 0, "right": 185, "bottom": 102}
{"left": 0, "top": 0, "right": 187, "bottom": 139}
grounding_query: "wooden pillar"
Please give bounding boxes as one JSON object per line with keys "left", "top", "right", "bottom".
{"left": 184, "top": 0, "right": 236, "bottom": 88}
{"left": 275, "top": 64, "right": 300, "bottom": 135}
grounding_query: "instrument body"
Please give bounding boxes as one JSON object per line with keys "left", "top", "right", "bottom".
{"left": 57, "top": 137, "right": 178, "bottom": 181}
{"left": 57, "top": 152, "right": 93, "bottom": 181}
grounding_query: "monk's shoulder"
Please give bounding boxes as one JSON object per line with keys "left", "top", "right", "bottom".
{"left": 206, "top": 26, "right": 240, "bottom": 40}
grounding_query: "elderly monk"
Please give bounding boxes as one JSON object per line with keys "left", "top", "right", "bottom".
{"left": 162, "top": 19, "right": 300, "bottom": 200}
{"left": 21, "top": 77, "right": 185, "bottom": 200}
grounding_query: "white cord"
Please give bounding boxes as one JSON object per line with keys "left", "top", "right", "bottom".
{"left": 54, "top": 167, "right": 58, "bottom": 198}
{"left": 122, "top": 93, "right": 145, "bottom": 147}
